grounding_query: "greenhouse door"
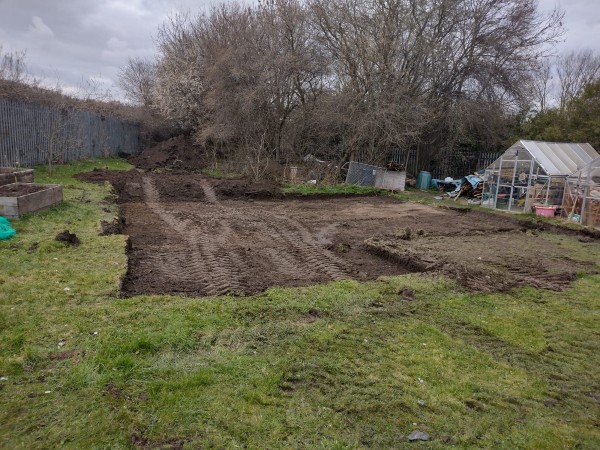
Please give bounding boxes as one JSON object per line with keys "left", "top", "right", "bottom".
{"left": 496, "top": 157, "right": 535, "bottom": 213}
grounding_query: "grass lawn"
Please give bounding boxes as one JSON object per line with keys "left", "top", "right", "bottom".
{"left": 1, "top": 160, "right": 599, "bottom": 449}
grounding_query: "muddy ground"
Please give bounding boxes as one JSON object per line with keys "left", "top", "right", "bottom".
{"left": 79, "top": 168, "right": 600, "bottom": 297}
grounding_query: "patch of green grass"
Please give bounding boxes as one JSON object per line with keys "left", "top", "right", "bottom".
{"left": 34, "top": 157, "right": 132, "bottom": 184}
{"left": 0, "top": 161, "right": 599, "bottom": 449}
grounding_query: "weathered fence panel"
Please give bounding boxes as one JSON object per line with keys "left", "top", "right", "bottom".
{"left": 391, "top": 148, "right": 418, "bottom": 176}
{"left": 430, "top": 151, "right": 501, "bottom": 179}
{"left": 345, "top": 161, "right": 384, "bottom": 186}
{"left": 0, "top": 98, "right": 139, "bottom": 167}
{"left": 356, "top": 147, "right": 497, "bottom": 179}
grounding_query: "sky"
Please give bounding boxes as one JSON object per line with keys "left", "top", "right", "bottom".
{"left": 0, "top": 0, "right": 599, "bottom": 101}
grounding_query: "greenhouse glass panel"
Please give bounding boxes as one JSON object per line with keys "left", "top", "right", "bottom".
{"left": 483, "top": 141, "right": 599, "bottom": 214}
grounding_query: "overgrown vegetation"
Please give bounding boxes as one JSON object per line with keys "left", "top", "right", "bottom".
{"left": 523, "top": 78, "right": 600, "bottom": 150}
{"left": 200, "top": 167, "right": 242, "bottom": 179}
{"left": 4, "top": 2, "right": 600, "bottom": 179}
{"left": 1, "top": 160, "right": 599, "bottom": 448}
{"left": 141, "top": 0, "right": 565, "bottom": 168}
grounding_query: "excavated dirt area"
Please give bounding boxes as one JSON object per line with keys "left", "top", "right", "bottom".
{"left": 79, "top": 169, "right": 600, "bottom": 297}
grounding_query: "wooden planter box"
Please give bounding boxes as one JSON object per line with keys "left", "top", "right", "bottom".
{"left": 0, "top": 183, "right": 63, "bottom": 218}
{"left": 0, "top": 168, "right": 34, "bottom": 186}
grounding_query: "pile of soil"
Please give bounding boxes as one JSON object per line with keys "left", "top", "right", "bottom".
{"left": 213, "top": 178, "right": 283, "bottom": 200}
{"left": 363, "top": 225, "right": 595, "bottom": 292}
{"left": 153, "top": 174, "right": 208, "bottom": 202}
{"left": 100, "top": 217, "right": 124, "bottom": 235}
{"left": 55, "top": 230, "right": 80, "bottom": 246}
{"left": 130, "top": 133, "right": 292, "bottom": 182}
{"left": 128, "top": 135, "right": 206, "bottom": 171}
{"left": 76, "top": 169, "right": 143, "bottom": 204}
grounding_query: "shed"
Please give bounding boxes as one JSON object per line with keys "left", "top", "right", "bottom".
{"left": 562, "top": 156, "right": 600, "bottom": 227}
{"left": 481, "top": 140, "right": 599, "bottom": 213}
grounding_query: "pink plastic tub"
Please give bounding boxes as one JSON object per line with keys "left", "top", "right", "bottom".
{"left": 535, "top": 206, "right": 556, "bottom": 217}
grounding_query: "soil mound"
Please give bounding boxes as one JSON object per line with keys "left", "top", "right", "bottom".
{"left": 55, "top": 230, "right": 80, "bottom": 246}
{"left": 213, "top": 179, "right": 283, "bottom": 199}
{"left": 100, "top": 217, "right": 125, "bottom": 235}
{"left": 129, "top": 135, "right": 206, "bottom": 171}
{"left": 363, "top": 228, "right": 594, "bottom": 293}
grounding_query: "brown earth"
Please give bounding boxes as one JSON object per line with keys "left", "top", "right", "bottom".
{"left": 120, "top": 175, "right": 410, "bottom": 296}
{"left": 128, "top": 135, "right": 206, "bottom": 171}
{"left": 55, "top": 230, "right": 81, "bottom": 246}
{"left": 78, "top": 169, "right": 599, "bottom": 296}
{"left": 0, "top": 184, "right": 48, "bottom": 196}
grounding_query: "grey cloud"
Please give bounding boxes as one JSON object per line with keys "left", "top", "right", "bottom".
{"left": 0, "top": 0, "right": 597, "bottom": 101}
{"left": 0, "top": 0, "right": 214, "bottom": 98}
{"left": 538, "top": 0, "right": 600, "bottom": 52}
{"left": 29, "top": 16, "right": 54, "bottom": 37}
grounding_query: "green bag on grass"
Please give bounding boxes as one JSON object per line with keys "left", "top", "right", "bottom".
{"left": 0, "top": 216, "right": 16, "bottom": 240}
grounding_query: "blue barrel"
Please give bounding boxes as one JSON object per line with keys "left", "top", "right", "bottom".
{"left": 416, "top": 171, "right": 432, "bottom": 190}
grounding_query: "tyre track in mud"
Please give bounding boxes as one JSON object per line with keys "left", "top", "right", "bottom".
{"left": 200, "top": 179, "right": 350, "bottom": 282}
{"left": 124, "top": 175, "right": 409, "bottom": 297}
{"left": 111, "top": 170, "right": 599, "bottom": 297}
{"left": 142, "top": 176, "right": 243, "bottom": 296}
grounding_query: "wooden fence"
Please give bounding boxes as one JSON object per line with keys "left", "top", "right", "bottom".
{"left": 0, "top": 98, "right": 139, "bottom": 168}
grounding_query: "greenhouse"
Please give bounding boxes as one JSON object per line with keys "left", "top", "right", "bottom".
{"left": 481, "top": 140, "right": 599, "bottom": 214}
{"left": 562, "top": 156, "right": 600, "bottom": 228}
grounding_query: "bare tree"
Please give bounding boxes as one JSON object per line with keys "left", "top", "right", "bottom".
{"left": 79, "top": 75, "right": 114, "bottom": 102}
{"left": 154, "top": 12, "right": 207, "bottom": 130}
{"left": 556, "top": 49, "right": 600, "bottom": 110}
{"left": 151, "top": 0, "right": 563, "bottom": 172}
{"left": 118, "top": 57, "right": 157, "bottom": 106}
{"left": 309, "top": 0, "right": 563, "bottom": 163}
{"left": 155, "top": 1, "right": 326, "bottom": 165}
{"left": 531, "top": 59, "right": 553, "bottom": 113}
{"left": 0, "top": 45, "right": 28, "bottom": 82}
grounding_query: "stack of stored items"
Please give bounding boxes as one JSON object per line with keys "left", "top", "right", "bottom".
{"left": 445, "top": 174, "right": 484, "bottom": 201}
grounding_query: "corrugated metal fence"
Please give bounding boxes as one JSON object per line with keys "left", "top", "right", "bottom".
{"left": 356, "top": 148, "right": 500, "bottom": 179}
{"left": 0, "top": 98, "right": 140, "bottom": 167}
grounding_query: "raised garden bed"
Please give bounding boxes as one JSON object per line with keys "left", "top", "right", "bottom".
{"left": 0, "top": 183, "right": 63, "bottom": 218}
{"left": 0, "top": 167, "right": 34, "bottom": 186}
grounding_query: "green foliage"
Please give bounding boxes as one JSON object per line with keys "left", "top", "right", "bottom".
{"left": 523, "top": 79, "right": 600, "bottom": 148}
{"left": 566, "top": 79, "right": 600, "bottom": 149}
{"left": 282, "top": 183, "right": 388, "bottom": 196}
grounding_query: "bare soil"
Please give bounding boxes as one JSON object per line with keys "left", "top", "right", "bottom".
{"left": 120, "top": 175, "right": 410, "bottom": 296}
{"left": 128, "top": 135, "right": 206, "bottom": 171}
{"left": 55, "top": 230, "right": 81, "bottom": 246}
{"left": 0, "top": 184, "right": 47, "bottom": 196}
{"left": 78, "top": 168, "right": 599, "bottom": 296}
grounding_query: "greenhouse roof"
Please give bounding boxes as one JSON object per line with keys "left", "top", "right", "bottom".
{"left": 509, "top": 140, "right": 599, "bottom": 176}
{"left": 567, "top": 156, "right": 600, "bottom": 181}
